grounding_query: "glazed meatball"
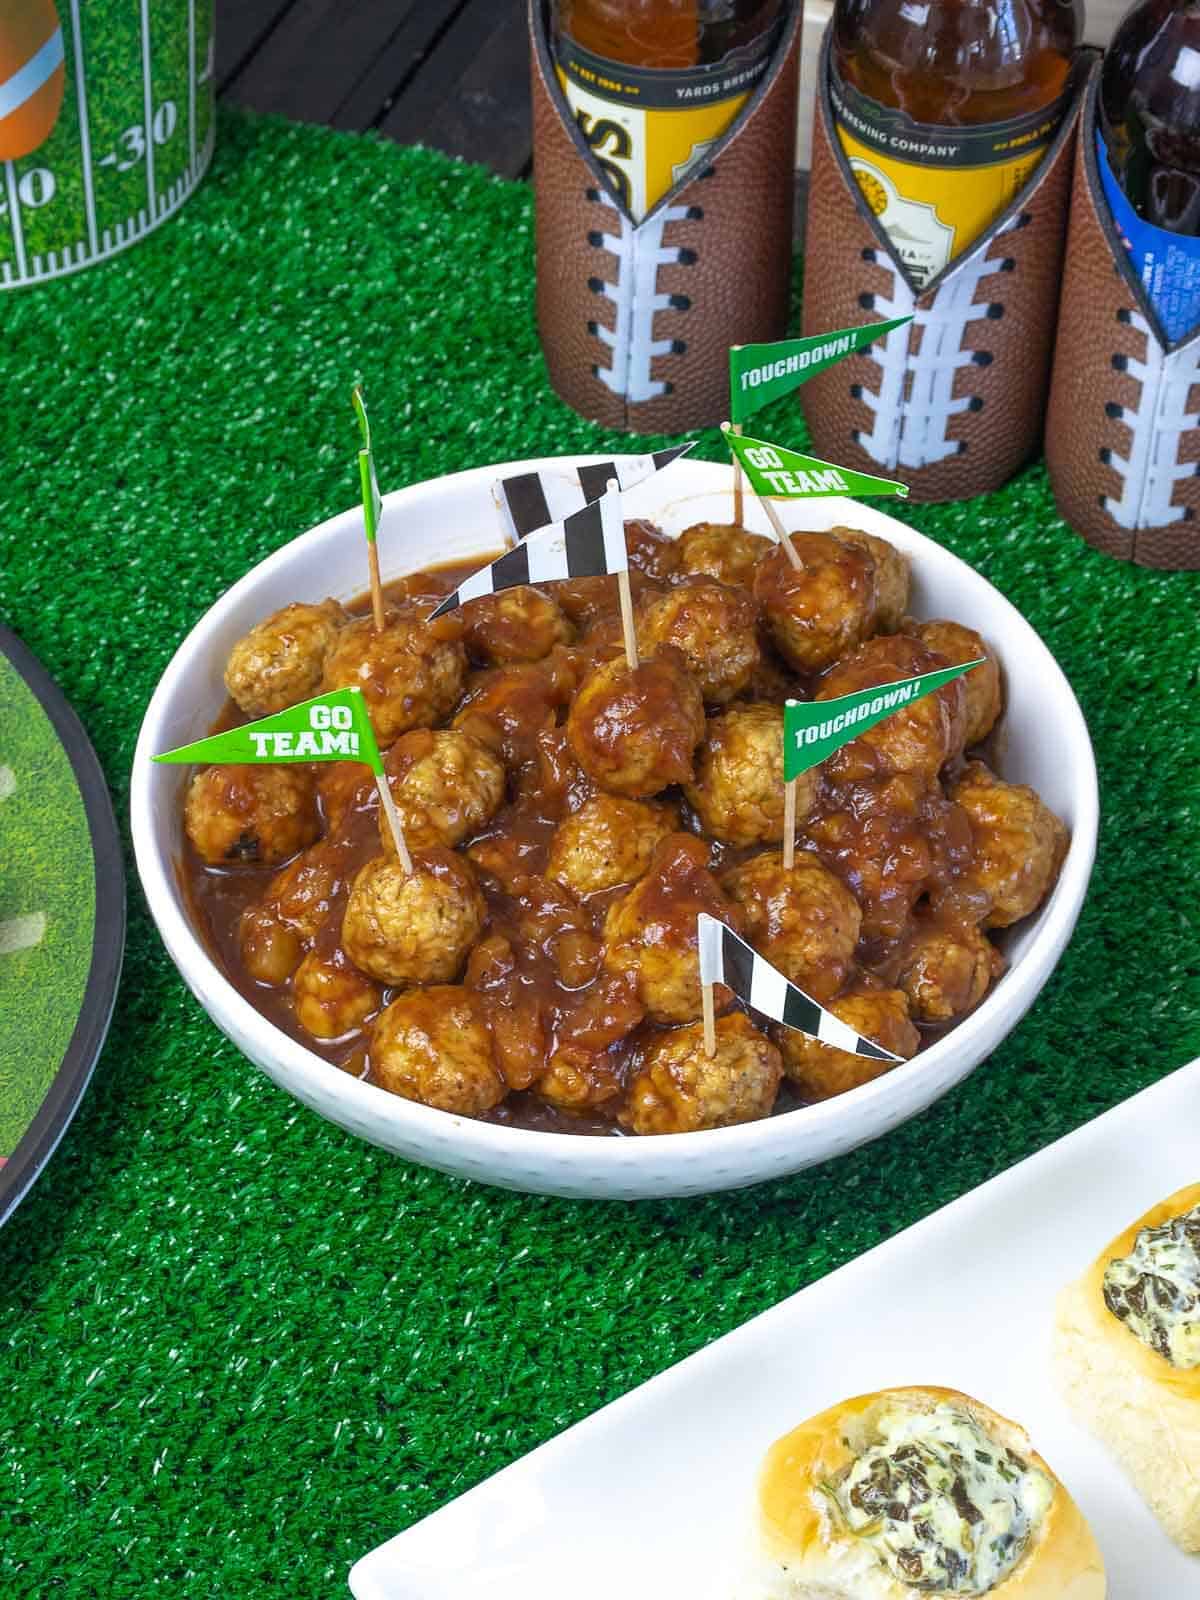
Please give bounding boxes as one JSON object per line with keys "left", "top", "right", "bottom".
{"left": 452, "top": 649, "right": 580, "bottom": 770}
{"left": 371, "top": 985, "right": 505, "bottom": 1114}
{"left": 636, "top": 577, "right": 761, "bottom": 704}
{"left": 342, "top": 848, "right": 485, "bottom": 986}
{"left": 184, "top": 764, "right": 319, "bottom": 866}
{"left": 537, "top": 971, "right": 646, "bottom": 1113}
{"left": 950, "top": 761, "right": 1067, "bottom": 928}
{"left": 317, "top": 760, "right": 374, "bottom": 831}
{"left": 833, "top": 529, "right": 909, "bottom": 632}
{"left": 622, "top": 1011, "right": 782, "bottom": 1135}
{"left": 322, "top": 608, "right": 466, "bottom": 744}
{"left": 685, "top": 704, "right": 816, "bottom": 848}
{"left": 237, "top": 838, "right": 348, "bottom": 981}
{"left": 238, "top": 908, "right": 304, "bottom": 987}
{"left": 897, "top": 918, "right": 1004, "bottom": 1022}
{"left": 675, "top": 522, "right": 773, "bottom": 588}
{"left": 915, "top": 619, "right": 1002, "bottom": 749}
{"left": 567, "top": 646, "right": 705, "bottom": 799}
{"left": 625, "top": 517, "right": 682, "bottom": 582}
{"left": 378, "top": 729, "right": 506, "bottom": 853}
{"left": 815, "top": 633, "right": 966, "bottom": 784}
{"left": 602, "top": 833, "right": 740, "bottom": 1023}
{"left": 224, "top": 598, "right": 346, "bottom": 718}
{"left": 547, "top": 793, "right": 678, "bottom": 897}
{"left": 292, "top": 947, "right": 380, "bottom": 1039}
{"left": 554, "top": 567, "right": 663, "bottom": 628}
{"left": 753, "top": 530, "right": 878, "bottom": 673}
{"left": 460, "top": 585, "right": 573, "bottom": 665}
{"left": 721, "top": 850, "right": 861, "bottom": 1002}
{"left": 777, "top": 984, "right": 919, "bottom": 1101}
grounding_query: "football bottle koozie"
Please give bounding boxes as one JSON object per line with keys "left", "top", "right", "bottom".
{"left": 799, "top": 26, "right": 1087, "bottom": 504}
{"left": 1046, "top": 63, "right": 1200, "bottom": 571}
{"left": 529, "top": 0, "right": 802, "bottom": 434}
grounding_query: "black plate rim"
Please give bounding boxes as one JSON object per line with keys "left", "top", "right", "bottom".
{"left": 0, "top": 625, "right": 126, "bottom": 1228}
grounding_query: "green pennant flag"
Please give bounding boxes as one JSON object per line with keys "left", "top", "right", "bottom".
{"left": 153, "top": 687, "right": 385, "bottom": 775}
{"left": 353, "top": 385, "right": 384, "bottom": 542}
{"left": 783, "top": 662, "right": 985, "bottom": 781}
{"left": 730, "top": 317, "right": 912, "bottom": 424}
{"left": 724, "top": 428, "right": 909, "bottom": 500}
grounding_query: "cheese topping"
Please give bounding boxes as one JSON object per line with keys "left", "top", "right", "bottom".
{"left": 1103, "top": 1203, "right": 1200, "bottom": 1368}
{"left": 829, "top": 1402, "right": 1053, "bottom": 1594}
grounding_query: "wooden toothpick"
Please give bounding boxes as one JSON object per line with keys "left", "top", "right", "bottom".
{"left": 731, "top": 420, "right": 745, "bottom": 526}
{"left": 375, "top": 772, "right": 413, "bottom": 875}
{"left": 367, "top": 539, "right": 386, "bottom": 634}
{"left": 782, "top": 775, "right": 797, "bottom": 873}
{"left": 492, "top": 481, "right": 516, "bottom": 551}
{"left": 701, "top": 977, "right": 717, "bottom": 1058}
{"left": 608, "top": 477, "right": 639, "bottom": 673}
{"left": 759, "top": 494, "right": 803, "bottom": 570}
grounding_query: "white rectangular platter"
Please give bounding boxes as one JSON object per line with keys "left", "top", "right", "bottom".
{"left": 351, "top": 1060, "right": 1200, "bottom": 1598}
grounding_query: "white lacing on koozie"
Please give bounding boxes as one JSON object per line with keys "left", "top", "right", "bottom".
{"left": 1101, "top": 310, "right": 1200, "bottom": 531}
{"left": 585, "top": 189, "right": 698, "bottom": 405}
{"left": 852, "top": 215, "right": 1027, "bottom": 471}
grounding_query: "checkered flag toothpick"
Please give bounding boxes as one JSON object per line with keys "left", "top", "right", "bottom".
{"left": 697, "top": 914, "right": 900, "bottom": 1061}
{"left": 498, "top": 443, "right": 695, "bottom": 541}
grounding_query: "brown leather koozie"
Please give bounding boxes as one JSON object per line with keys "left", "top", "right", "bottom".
{"left": 1045, "top": 64, "right": 1200, "bottom": 569}
{"left": 530, "top": 0, "right": 801, "bottom": 434}
{"left": 800, "top": 28, "right": 1084, "bottom": 503}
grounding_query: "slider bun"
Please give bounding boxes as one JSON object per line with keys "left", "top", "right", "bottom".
{"left": 1055, "top": 1182, "right": 1200, "bottom": 1551}
{"left": 757, "top": 1385, "right": 1105, "bottom": 1599}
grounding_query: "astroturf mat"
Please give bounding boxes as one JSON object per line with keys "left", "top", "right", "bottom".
{"left": 1, "top": 109, "right": 1198, "bottom": 1596}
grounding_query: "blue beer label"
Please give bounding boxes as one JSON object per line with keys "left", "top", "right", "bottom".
{"left": 1098, "top": 131, "right": 1200, "bottom": 344}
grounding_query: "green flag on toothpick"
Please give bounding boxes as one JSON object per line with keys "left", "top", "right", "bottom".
{"left": 729, "top": 317, "right": 912, "bottom": 424}
{"left": 353, "top": 385, "right": 383, "bottom": 542}
{"left": 783, "top": 662, "right": 984, "bottom": 781}
{"left": 153, "top": 687, "right": 385, "bottom": 775}
{"left": 723, "top": 427, "right": 909, "bottom": 500}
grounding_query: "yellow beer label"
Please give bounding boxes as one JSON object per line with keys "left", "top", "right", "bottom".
{"left": 830, "top": 68, "right": 1072, "bottom": 287}
{"left": 556, "top": 24, "right": 781, "bottom": 221}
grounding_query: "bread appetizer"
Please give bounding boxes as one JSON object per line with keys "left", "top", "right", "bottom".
{"left": 757, "top": 1385, "right": 1105, "bottom": 1597}
{"left": 1055, "top": 1183, "right": 1200, "bottom": 1551}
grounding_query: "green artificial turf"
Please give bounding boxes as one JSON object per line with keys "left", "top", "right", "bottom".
{"left": 1, "top": 109, "right": 1198, "bottom": 1596}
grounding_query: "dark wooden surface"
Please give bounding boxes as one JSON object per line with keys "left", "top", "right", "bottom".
{"left": 216, "top": 0, "right": 806, "bottom": 232}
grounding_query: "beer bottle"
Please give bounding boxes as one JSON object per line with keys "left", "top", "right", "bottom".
{"left": 1098, "top": 0, "right": 1200, "bottom": 339}
{"left": 552, "top": 1, "right": 787, "bottom": 221}
{"left": 831, "top": 0, "right": 1081, "bottom": 287}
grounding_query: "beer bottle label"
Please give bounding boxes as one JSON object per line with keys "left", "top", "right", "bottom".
{"left": 555, "top": 23, "right": 782, "bottom": 221}
{"left": 1098, "top": 131, "right": 1200, "bottom": 344}
{"left": 830, "top": 67, "right": 1073, "bottom": 287}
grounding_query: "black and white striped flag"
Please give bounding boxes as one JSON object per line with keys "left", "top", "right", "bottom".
{"left": 431, "top": 483, "right": 629, "bottom": 620}
{"left": 498, "top": 443, "right": 696, "bottom": 541}
{"left": 697, "top": 914, "right": 900, "bottom": 1062}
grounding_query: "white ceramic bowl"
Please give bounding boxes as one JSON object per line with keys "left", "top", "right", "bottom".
{"left": 132, "top": 457, "right": 1098, "bottom": 1200}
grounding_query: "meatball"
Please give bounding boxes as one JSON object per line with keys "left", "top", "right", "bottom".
{"left": 602, "top": 833, "right": 740, "bottom": 1023}
{"left": 322, "top": 608, "right": 466, "bottom": 744}
{"left": 676, "top": 521, "right": 773, "bottom": 588}
{"left": 538, "top": 971, "right": 646, "bottom": 1112}
{"left": 378, "top": 729, "right": 506, "bottom": 853}
{"left": 184, "top": 764, "right": 319, "bottom": 866}
{"left": 622, "top": 1011, "right": 782, "bottom": 1135}
{"left": 460, "top": 585, "right": 573, "bottom": 665}
{"left": 554, "top": 567, "right": 663, "bottom": 628}
{"left": 292, "top": 947, "right": 380, "bottom": 1039}
{"left": 625, "top": 517, "right": 681, "bottom": 582}
{"left": 915, "top": 619, "right": 1002, "bottom": 749}
{"left": 832, "top": 529, "right": 909, "bottom": 632}
{"left": 238, "top": 908, "right": 304, "bottom": 987}
{"left": 815, "top": 633, "right": 966, "bottom": 783}
{"left": 317, "top": 760, "right": 374, "bottom": 830}
{"left": 567, "top": 646, "right": 705, "bottom": 799}
{"left": 897, "top": 918, "right": 1004, "bottom": 1023}
{"left": 777, "top": 984, "right": 919, "bottom": 1101}
{"left": 342, "top": 848, "right": 485, "bottom": 985}
{"left": 547, "top": 793, "right": 678, "bottom": 898}
{"left": 236, "top": 838, "right": 349, "bottom": 982}
{"left": 636, "top": 577, "right": 761, "bottom": 704}
{"left": 224, "top": 598, "right": 346, "bottom": 719}
{"left": 685, "top": 703, "right": 817, "bottom": 848}
{"left": 371, "top": 985, "right": 505, "bottom": 1114}
{"left": 950, "top": 761, "right": 1067, "bottom": 928}
{"left": 753, "top": 530, "right": 878, "bottom": 673}
{"left": 721, "top": 850, "right": 861, "bottom": 1002}
{"left": 452, "top": 649, "right": 580, "bottom": 770}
